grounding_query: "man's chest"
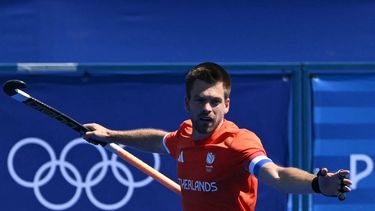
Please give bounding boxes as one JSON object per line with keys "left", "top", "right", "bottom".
{"left": 176, "top": 145, "right": 245, "bottom": 180}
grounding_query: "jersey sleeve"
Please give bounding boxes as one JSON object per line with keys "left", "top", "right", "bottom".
{"left": 163, "top": 120, "right": 192, "bottom": 159}
{"left": 231, "top": 130, "right": 273, "bottom": 177}
{"left": 163, "top": 130, "right": 179, "bottom": 159}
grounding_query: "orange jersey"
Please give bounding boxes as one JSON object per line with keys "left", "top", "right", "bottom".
{"left": 164, "top": 119, "right": 268, "bottom": 211}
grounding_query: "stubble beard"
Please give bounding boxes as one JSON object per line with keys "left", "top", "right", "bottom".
{"left": 192, "top": 118, "right": 216, "bottom": 136}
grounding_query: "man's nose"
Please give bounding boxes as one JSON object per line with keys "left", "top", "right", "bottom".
{"left": 202, "top": 102, "right": 212, "bottom": 112}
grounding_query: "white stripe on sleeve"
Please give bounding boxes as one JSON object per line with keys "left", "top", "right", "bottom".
{"left": 162, "top": 133, "right": 171, "bottom": 154}
{"left": 248, "top": 155, "right": 273, "bottom": 177}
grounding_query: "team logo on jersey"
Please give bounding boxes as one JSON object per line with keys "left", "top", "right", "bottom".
{"left": 205, "top": 152, "right": 215, "bottom": 172}
{"left": 177, "top": 150, "right": 184, "bottom": 163}
{"left": 206, "top": 152, "right": 215, "bottom": 164}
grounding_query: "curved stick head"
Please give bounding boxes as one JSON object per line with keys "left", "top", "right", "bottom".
{"left": 3, "top": 80, "right": 27, "bottom": 96}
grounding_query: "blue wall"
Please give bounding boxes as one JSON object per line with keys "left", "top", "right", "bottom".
{"left": 1, "top": 0, "right": 375, "bottom": 63}
{"left": 2, "top": 1, "right": 375, "bottom": 210}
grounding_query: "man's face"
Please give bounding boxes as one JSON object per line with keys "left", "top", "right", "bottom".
{"left": 185, "top": 80, "right": 230, "bottom": 140}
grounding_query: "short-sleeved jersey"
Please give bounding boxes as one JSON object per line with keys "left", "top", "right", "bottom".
{"left": 164, "top": 119, "right": 267, "bottom": 211}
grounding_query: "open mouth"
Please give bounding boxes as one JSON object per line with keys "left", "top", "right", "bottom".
{"left": 199, "top": 116, "right": 213, "bottom": 122}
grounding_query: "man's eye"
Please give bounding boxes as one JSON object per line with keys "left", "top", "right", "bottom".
{"left": 195, "top": 98, "right": 205, "bottom": 103}
{"left": 211, "top": 99, "right": 221, "bottom": 106}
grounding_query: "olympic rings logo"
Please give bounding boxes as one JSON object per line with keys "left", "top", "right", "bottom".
{"left": 7, "top": 137, "right": 161, "bottom": 210}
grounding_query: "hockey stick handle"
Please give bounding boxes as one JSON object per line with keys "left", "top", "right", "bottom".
{"left": 3, "top": 80, "right": 181, "bottom": 195}
{"left": 106, "top": 143, "right": 181, "bottom": 195}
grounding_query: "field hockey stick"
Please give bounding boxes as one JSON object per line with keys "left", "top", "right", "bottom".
{"left": 3, "top": 79, "right": 181, "bottom": 195}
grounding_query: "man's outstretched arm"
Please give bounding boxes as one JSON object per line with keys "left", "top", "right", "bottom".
{"left": 258, "top": 162, "right": 352, "bottom": 196}
{"left": 83, "top": 123, "right": 168, "bottom": 154}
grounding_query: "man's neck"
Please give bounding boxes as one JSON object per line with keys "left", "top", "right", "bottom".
{"left": 192, "top": 120, "right": 224, "bottom": 141}
{"left": 192, "top": 132, "right": 213, "bottom": 141}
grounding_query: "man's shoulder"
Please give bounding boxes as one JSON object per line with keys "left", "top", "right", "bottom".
{"left": 173, "top": 119, "right": 193, "bottom": 139}
{"left": 180, "top": 119, "right": 192, "bottom": 128}
{"left": 220, "top": 120, "right": 262, "bottom": 147}
{"left": 221, "top": 120, "right": 256, "bottom": 136}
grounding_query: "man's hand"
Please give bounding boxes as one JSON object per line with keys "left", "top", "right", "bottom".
{"left": 83, "top": 123, "right": 114, "bottom": 144}
{"left": 318, "top": 168, "right": 352, "bottom": 200}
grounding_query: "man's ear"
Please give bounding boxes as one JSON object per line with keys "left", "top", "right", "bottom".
{"left": 185, "top": 96, "right": 190, "bottom": 112}
{"left": 224, "top": 98, "right": 230, "bottom": 114}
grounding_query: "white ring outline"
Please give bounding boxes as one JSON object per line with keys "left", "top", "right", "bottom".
{"left": 7, "top": 137, "right": 161, "bottom": 210}
{"left": 111, "top": 153, "right": 161, "bottom": 188}
{"left": 59, "top": 138, "right": 109, "bottom": 187}
{"left": 86, "top": 160, "right": 135, "bottom": 210}
{"left": 34, "top": 161, "right": 83, "bottom": 210}
{"left": 7, "top": 137, "right": 57, "bottom": 188}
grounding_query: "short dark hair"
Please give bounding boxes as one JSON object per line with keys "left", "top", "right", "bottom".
{"left": 185, "top": 62, "right": 231, "bottom": 99}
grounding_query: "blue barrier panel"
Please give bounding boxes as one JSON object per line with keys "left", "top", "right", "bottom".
{"left": 0, "top": 71, "right": 290, "bottom": 210}
{"left": 1, "top": 1, "right": 375, "bottom": 62}
{"left": 311, "top": 75, "right": 375, "bottom": 211}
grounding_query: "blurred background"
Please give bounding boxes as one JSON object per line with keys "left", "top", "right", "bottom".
{"left": 1, "top": 1, "right": 375, "bottom": 210}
